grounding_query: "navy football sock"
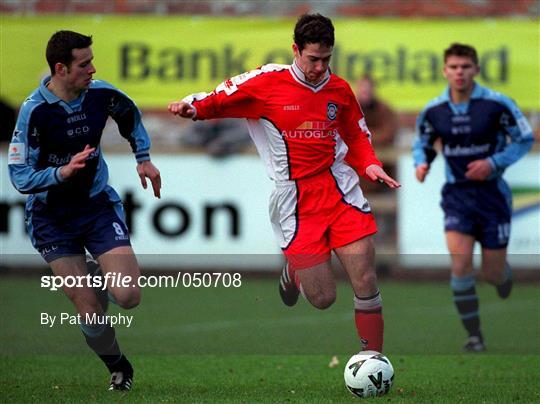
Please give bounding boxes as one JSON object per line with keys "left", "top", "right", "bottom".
{"left": 80, "top": 319, "right": 123, "bottom": 372}
{"left": 451, "top": 275, "right": 482, "bottom": 340}
{"left": 496, "top": 262, "right": 513, "bottom": 299}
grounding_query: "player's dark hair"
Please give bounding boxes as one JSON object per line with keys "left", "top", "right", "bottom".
{"left": 444, "top": 43, "right": 478, "bottom": 65}
{"left": 46, "top": 30, "right": 93, "bottom": 75}
{"left": 294, "top": 13, "right": 334, "bottom": 52}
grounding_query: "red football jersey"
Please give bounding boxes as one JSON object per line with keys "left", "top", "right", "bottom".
{"left": 184, "top": 62, "right": 382, "bottom": 181}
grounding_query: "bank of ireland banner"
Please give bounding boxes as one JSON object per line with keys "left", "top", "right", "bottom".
{"left": 1, "top": 16, "right": 539, "bottom": 111}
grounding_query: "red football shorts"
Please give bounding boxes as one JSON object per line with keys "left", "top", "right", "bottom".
{"left": 269, "top": 163, "right": 377, "bottom": 271}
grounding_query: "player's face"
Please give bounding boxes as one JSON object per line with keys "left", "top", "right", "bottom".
{"left": 65, "top": 47, "right": 96, "bottom": 92}
{"left": 443, "top": 55, "right": 479, "bottom": 93}
{"left": 293, "top": 43, "right": 333, "bottom": 84}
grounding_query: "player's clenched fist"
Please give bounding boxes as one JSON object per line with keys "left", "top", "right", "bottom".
{"left": 168, "top": 101, "right": 196, "bottom": 118}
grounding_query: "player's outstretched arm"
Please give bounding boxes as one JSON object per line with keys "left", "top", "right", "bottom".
{"left": 415, "top": 163, "right": 430, "bottom": 183}
{"left": 59, "top": 145, "right": 95, "bottom": 179}
{"left": 365, "top": 164, "right": 401, "bottom": 189}
{"left": 168, "top": 101, "right": 196, "bottom": 118}
{"left": 137, "top": 160, "right": 161, "bottom": 198}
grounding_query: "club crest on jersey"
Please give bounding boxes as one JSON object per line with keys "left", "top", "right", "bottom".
{"left": 327, "top": 102, "right": 338, "bottom": 120}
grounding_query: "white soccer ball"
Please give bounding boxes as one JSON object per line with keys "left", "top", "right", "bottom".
{"left": 344, "top": 350, "right": 394, "bottom": 398}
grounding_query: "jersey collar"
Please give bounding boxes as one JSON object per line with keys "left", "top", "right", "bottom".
{"left": 290, "top": 61, "right": 330, "bottom": 93}
{"left": 38, "top": 75, "right": 88, "bottom": 113}
{"left": 39, "top": 76, "right": 62, "bottom": 104}
{"left": 442, "top": 82, "right": 486, "bottom": 114}
{"left": 441, "top": 82, "right": 486, "bottom": 103}
{"left": 469, "top": 82, "right": 486, "bottom": 99}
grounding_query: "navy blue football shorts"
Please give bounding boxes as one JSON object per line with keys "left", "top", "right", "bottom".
{"left": 26, "top": 192, "right": 131, "bottom": 263}
{"left": 440, "top": 180, "right": 512, "bottom": 249}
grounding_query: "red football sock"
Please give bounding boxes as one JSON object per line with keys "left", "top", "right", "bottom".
{"left": 354, "top": 291, "right": 384, "bottom": 352}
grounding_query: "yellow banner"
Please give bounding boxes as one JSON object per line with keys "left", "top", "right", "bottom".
{"left": 1, "top": 16, "right": 538, "bottom": 111}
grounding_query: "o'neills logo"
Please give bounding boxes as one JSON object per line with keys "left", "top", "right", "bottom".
{"left": 282, "top": 121, "right": 338, "bottom": 139}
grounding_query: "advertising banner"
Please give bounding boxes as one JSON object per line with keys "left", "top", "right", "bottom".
{"left": 0, "top": 154, "right": 282, "bottom": 269}
{"left": 3, "top": 153, "right": 539, "bottom": 269}
{"left": 1, "top": 16, "right": 539, "bottom": 111}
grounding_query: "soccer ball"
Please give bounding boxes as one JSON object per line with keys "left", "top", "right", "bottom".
{"left": 344, "top": 350, "right": 394, "bottom": 398}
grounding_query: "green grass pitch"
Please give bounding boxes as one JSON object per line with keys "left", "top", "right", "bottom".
{"left": 1, "top": 275, "right": 539, "bottom": 402}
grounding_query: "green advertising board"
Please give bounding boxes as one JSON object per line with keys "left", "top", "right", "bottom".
{"left": 1, "top": 16, "right": 538, "bottom": 111}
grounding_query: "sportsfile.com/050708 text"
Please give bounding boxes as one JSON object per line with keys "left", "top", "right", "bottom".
{"left": 40, "top": 272, "right": 242, "bottom": 291}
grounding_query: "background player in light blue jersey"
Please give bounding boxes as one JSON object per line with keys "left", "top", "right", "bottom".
{"left": 7, "top": 31, "right": 161, "bottom": 390}
{"left": 412, "top": 43, "right": 534, "bottom": 352}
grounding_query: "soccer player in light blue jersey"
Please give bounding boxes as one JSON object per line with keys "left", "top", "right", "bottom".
{"left": 8, "top": 31, "right": 161, "bottom": 389}
{"left": 413, "top": 43, "right": 534, "bottom": 352}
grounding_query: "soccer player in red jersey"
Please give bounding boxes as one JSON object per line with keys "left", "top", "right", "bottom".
{"left": 169, "top": 14, "right": 400, "bottom": 353}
